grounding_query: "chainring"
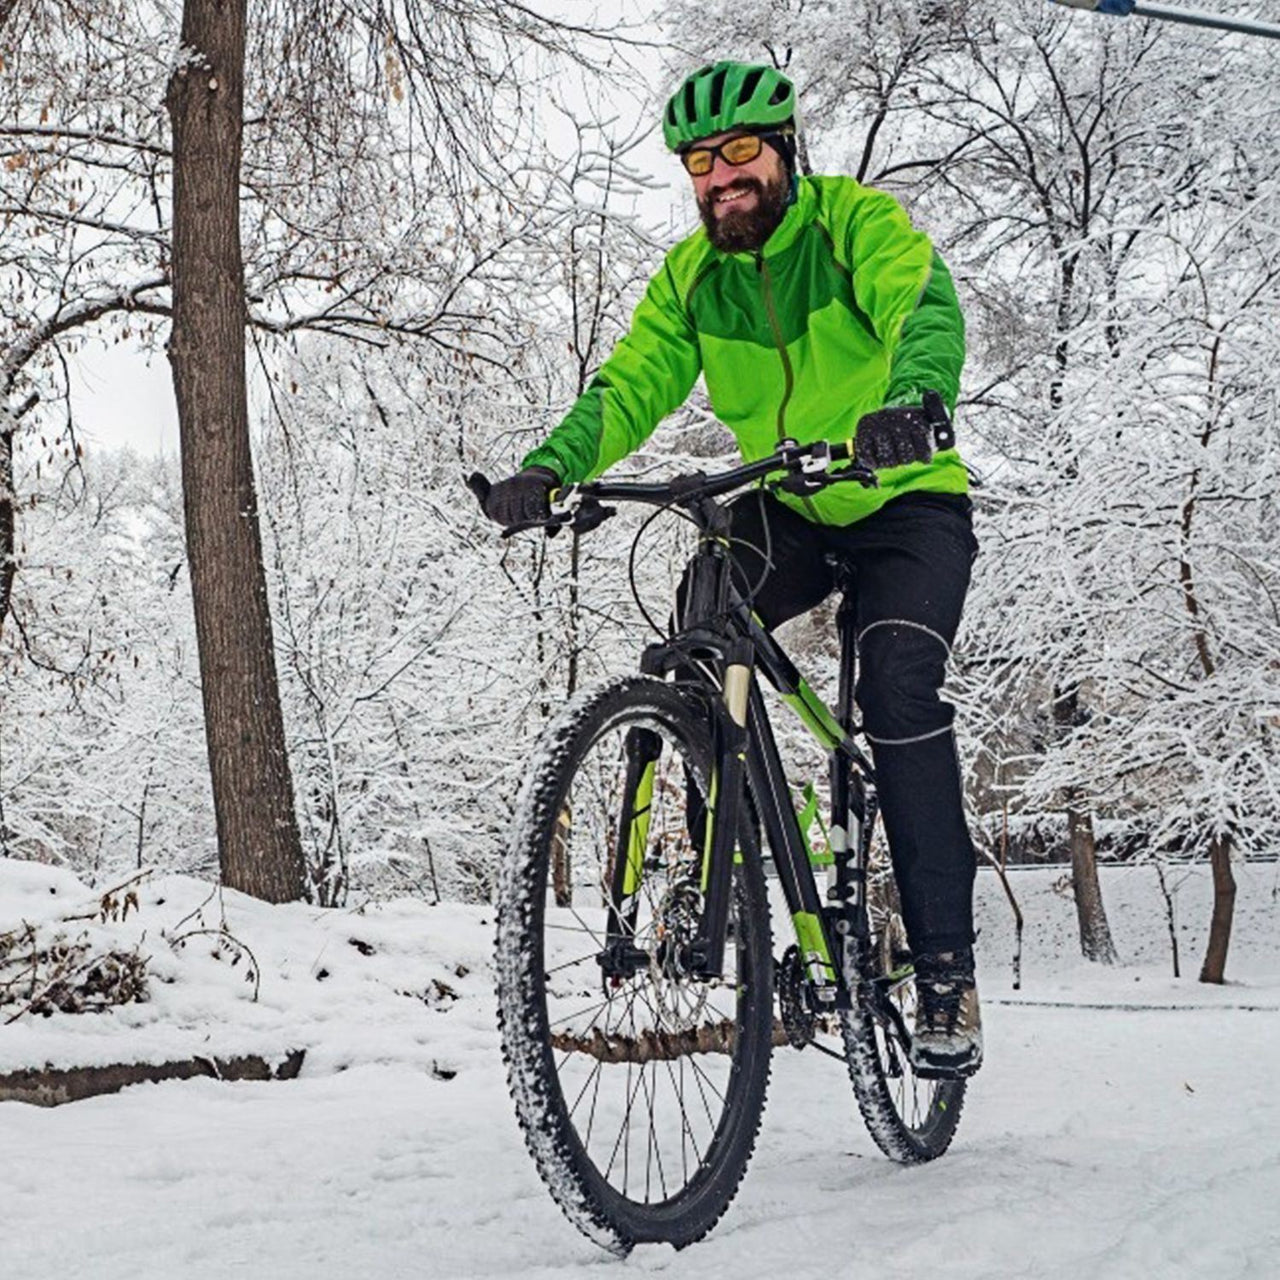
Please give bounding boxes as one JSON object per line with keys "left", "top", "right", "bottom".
{"left": 777, "top": 944, "right": 818, "bottom": 1049}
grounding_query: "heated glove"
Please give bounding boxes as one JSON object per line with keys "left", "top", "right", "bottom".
{"left": 481, "top": 465, "right": 560, "bottom": 528}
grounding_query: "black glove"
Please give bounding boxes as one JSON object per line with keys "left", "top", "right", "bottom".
{"left": 482, "top": 465, "right": 560, "bottom": 528}
{"left": 854, "top": 400, "right": 949, "bottom": 471}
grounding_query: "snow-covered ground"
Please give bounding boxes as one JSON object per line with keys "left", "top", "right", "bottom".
{"left": 2, "top": 859, "right": 1278, "bottom": 1280}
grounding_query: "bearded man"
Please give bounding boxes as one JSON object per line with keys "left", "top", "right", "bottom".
{"left": 482, "top": 61, "right": 982, "bottom": 1077}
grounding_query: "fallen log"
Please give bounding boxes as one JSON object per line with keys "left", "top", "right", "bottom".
{"left": 0, "top": 1049, "right": 305, "bottom": 1107}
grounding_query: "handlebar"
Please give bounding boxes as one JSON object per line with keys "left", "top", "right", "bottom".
{"left": 468, "top": 438, "right": 878, "bottom": 539}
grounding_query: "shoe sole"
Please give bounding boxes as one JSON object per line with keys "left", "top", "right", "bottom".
{"left": 909, "top": 1044, "right": 983, "bottom": 1080}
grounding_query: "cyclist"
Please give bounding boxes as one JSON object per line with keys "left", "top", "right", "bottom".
{"left": 481, "top": 61, "right": 982, "bottom": 1078}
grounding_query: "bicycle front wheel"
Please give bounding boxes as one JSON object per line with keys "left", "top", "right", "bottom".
{"left": 496, "top": 677, "right": 774, "bottom": 1252}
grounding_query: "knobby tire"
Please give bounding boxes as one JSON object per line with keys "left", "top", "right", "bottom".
{"left": 496, "top": 677, "right": 774, "bottom": 1252}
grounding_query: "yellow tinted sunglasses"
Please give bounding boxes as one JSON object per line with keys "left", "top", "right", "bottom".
{"left": 680, "top": 130, "right": 790, "bottom": 177}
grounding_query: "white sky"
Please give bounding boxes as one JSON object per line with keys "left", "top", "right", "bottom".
{"left": 70, "top": 338, "right": 180, "bottom": 458}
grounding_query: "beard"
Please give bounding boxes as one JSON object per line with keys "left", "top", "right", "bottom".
{"left": 697, "top": 169, "right": 791, "bottom": 253}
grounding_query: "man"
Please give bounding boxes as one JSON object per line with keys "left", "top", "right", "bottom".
{"left": 481, "top": 61, "right": 982, "bottom": 1078}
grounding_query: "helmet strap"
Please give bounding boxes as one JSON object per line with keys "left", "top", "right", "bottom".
{"left": 762, "top": 129, "right": 797, "bottom": 175}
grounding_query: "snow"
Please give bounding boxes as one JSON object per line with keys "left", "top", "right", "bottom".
{"left": 2, "top": 860, "right": 1278, "bottom": 1279}
{"left": 0, "top": 870, "right": 494, "bottom": 1081}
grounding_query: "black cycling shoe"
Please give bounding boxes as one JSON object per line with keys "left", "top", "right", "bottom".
{"left": 909, "top": 947, "right": 983, "bottom": 1079}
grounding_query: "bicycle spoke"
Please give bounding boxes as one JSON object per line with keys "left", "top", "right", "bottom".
{"left": 567, "top": 1055, "right": 605, "bottom": 1121}
{"left": 687, "top": 1050, "right": 728, "bottom": 1109}
{"left": 566, "top": 905, "right": 605, "bottom": 949}
{"left": 548, "top": 992, "right": 614, "bottom": 1032}
{"left": 584, "top": 1050, "right": 607, "bottom": 1149}
{"left": 544, "top": 920, "right": 603, "bottom": 936}
{"left": 544, "top": 952, "right": 600, "bottom": 979}
{"left": 686, "top": 1047, "right": 719, "bottom": 1130}
{"left": 640, "top": 1057, "right": 664, "bottom": 1203}
{"left": 664, "top": 1046, "right": 702, "bottom": 1184}
{"left": 605, "top": 1050, "right": 647, "bottom": 1184}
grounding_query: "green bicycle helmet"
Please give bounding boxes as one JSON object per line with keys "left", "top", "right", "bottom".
{"left": 662, "top": 61, "right": 796, "bottom": 152}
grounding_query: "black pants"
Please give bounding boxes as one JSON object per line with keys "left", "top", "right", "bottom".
{"left": 697, "top": 489, "right": 979, "bottom": 955}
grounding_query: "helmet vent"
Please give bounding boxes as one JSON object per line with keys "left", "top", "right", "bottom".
{"left": 739, "top": 67, "right": 764, "bottom": 106}
{"left": 768, "top": 80, "right": 789, "bottom": 106}
{"left": 709, "top": 66, "right": 727, "bottom": 117}
{"left": 683, "top": 78, "right": 698, "bottom": 126}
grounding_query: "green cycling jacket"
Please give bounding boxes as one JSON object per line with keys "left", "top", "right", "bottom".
{"left": 522, "top": 174, "right": 967, "bottom": 525}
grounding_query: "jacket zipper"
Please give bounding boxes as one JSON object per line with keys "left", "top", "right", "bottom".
{"left": 758, "top": 252, "right": 820, "bottom": 517}
{"left": 756, "top": 253, "right": 794, "bottom": 442}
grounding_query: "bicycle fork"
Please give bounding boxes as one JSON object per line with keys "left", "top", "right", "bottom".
{"left": 597, "top": 637, "right": 873, "bottom": 997}
{"left": 687, "top": 639, "right": 754, "bottom": 978}
{"left": 596, "top": 639, "right": 755, "bottom": 985}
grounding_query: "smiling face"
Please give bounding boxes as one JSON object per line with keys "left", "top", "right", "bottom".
{"left": 689, "top": 130, "right": 790, "bottom": 254}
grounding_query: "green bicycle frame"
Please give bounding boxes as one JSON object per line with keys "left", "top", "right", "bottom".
{"left": 603, "top": 511, "right": 879, "bottom": 1004}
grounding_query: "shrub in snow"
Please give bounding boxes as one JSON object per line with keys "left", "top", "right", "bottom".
{"left": 0, "top": 922, "right": 148, "bottom": 1020}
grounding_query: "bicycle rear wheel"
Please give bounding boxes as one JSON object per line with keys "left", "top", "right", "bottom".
{"left": 840, "top": 823, "right": 966, "bottom": 1161}
{"left": 496, "top": 677, "right": 773, "bottom": 1252}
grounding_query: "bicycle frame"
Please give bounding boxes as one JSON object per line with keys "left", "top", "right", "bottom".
{"left": 600, "top": 490, "right": 882, "bottom": 1011}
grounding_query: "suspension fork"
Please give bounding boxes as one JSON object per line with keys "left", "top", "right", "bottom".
{"left": 687, "top": 637, "right": 754, "bottom": 979}
{"left": 598, "top": 628, "right": 751, "bottom": 982}
{"left": 604, "top": 727, "right": 662, "bottom": 935}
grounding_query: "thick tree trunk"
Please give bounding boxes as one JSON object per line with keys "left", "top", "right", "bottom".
{"left": 1053, "top": 683, "right": 1119, "bottom": 964}
{"left": 1199, "top": 833, "right": 1235, "bottom": 984}
{"left": 164, "top": 0, "right": 304, "bottom": 903}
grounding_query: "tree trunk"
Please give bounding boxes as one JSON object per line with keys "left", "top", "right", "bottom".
{"left": 1199, "top": 833, "right": 1235, "bottom": 984}
{"left": 165, "top": 0, "right": 304, "bottom": 903}
{"left": 1053, "top": 683, "right": 1119, "bottom": 964}
{"left": 0, "top": 423, "right": 13, "bottom": 637}
{"left": 551, "top": 802, "right": 573, "bottom": 908}
{"left": 1066, "top": 808, "right": 1118, "bottom": 964}
{"left": 1177, "top": 388, "right": 1235, "bottom": 986}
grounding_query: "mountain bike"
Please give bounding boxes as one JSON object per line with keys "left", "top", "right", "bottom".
{"left": 469, "top": 438, "right": 968, "bottom": 1255}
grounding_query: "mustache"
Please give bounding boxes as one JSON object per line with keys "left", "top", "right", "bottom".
{"left": 703, "top": 176, "right": 765, "bottom": 204}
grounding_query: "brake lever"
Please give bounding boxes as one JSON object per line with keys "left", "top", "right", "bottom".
{"left": 775, "top": 472, "right": 826, "bottom": 496}
{"left": 504, "top": 501, "right": 616, "bottom": 539}
{"left": 468, "top": 471, "right": 616, "bottom": 539}
{"left": 571, "top": 498, "right": 616, "bottom": 534}
{"left": 832, "top": 463, "right": 879, "bottom": 489}
{"left": 499, "top": 515, "right": 570, "bottom": 540}
{"left": 774, "top": 463, "right": 879, "bottom": 495}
